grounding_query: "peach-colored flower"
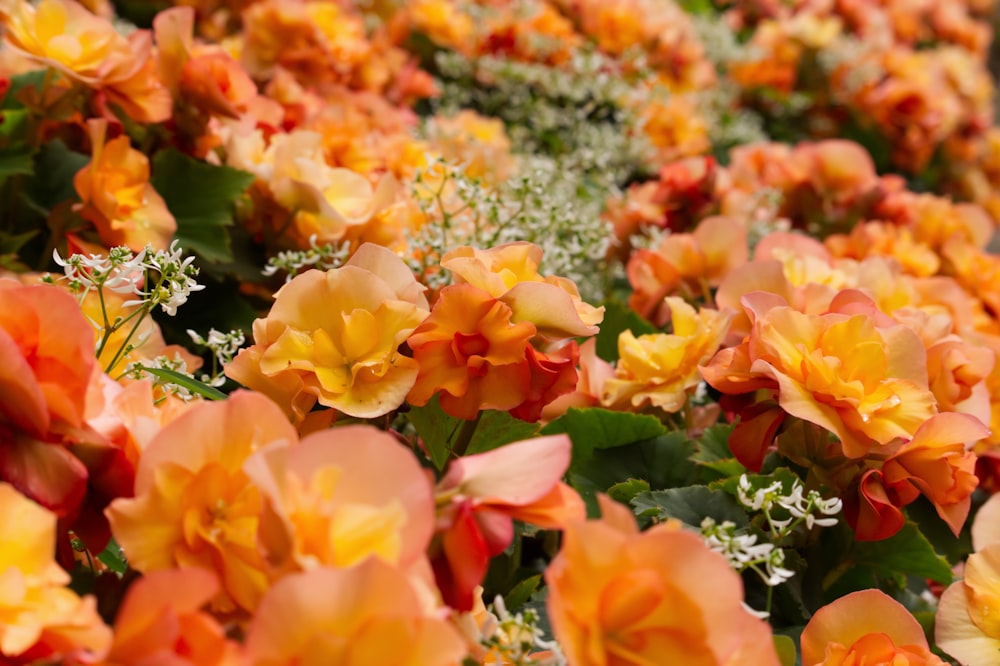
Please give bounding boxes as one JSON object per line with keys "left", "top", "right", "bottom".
{"left": 99, "top": 568, "right": 240, "bottom": 666}
{"left": 244, "top": 424, "right": 434, "bottom": 572}
{"left": 801, "top": 589, "right": 946, "bottom": 665}
{"left": 0, "top": 482, "right": 111, "bottom": 663}
{"left": 541, "top": 338, "right": 616, "bottom": 421}
{"left": 225, "top": 244, "right": 428, "bottom": 421}
{"left": 881, "top": 412, "right": 988, "bottom": 535}
{"left": 702, "top": 291, "right": 937, "bottom": 459}
{"left": 0, "top": 280, "right": 97, "bottom": 518}
{"left": 546, "top": 494, "right": 780, "bottom": 665}
{"left": 2, "top": 0, "right": 170, "bottom": 122}
{"left": 154, "top": 7, "right": 257, "bottom": 119}
{"left": 433, "top": 434, "right": 584, "bottom": 610}
{"left": 441, "top": 243, "right": 603, "bottom": 340}
{"left": 244, "top": 561, "right": 468, "bottom": 665}
{"left": 73, "top": 120, "right": 176, "bottom": 252}
{"left": 106, "top": 391, "right": 298, "bottom": 613}
{"left": 936, "top": 493, "right": 1000, "bottom": 664}
{"left": 603, "top": 298, "right": 732, "bottom": 413}
{"left": 407, "top": 284, "right": 535, "bottom": 420}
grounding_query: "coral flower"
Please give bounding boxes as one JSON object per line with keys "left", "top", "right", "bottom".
{"left": 100, "top": 568, "right": 240, "bottom": 666}
{"left": 936, "top": 493, "right": 1000, "bottom": 665}
{"left": 545, "top": 495, "right": 780, "bottom": 665}
{"left": 244, "top": 425, "right": 434, "bottom": 571}
{"left": 432, "top": 434, "right": 584, "bottom": 610}
{"left": 881, "top": 412, "right": 988, "bottom": 535}
{"left": 0, "top": 483, "right": 111, "bottom": 663}
{"left": 702, "top": 291, "right": 937, "bottom": 459}
{"left": 3, "top": 0, "right": 170, "bottom": 122}
{"left": 801, "top": 589, "right": 945, "bottom": 665}
{"left": 441, "top": 242, "right": 604, "bottom": 340}
{"left": 74, "top": 120, "right": 176, "bottom": 252}
{"left": 603, "top": 298, "right": 731, "bottom": 413}
{"left": 244, "top": 561, "right": 468, "bottom": 666}
{"left": 226, "top": 244, "right": 428, "bottom": 421}
{"left": 0, "top": 281, "right": 96, "bottom": 517}
{"left": 407, "top": 284, "right": 536, "bottom": 420}
{"left": 106, "top": 391, "right": 298, "bottom": 613}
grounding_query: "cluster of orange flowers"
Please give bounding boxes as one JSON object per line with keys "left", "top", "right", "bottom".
{"left": 3, "top": 0, "right": 1000, "bottom": 664}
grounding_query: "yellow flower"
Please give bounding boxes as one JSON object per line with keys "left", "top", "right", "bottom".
{"left": 0, "top": 483, "right": 111, "bottom": 661}
{"left": 603, "top": 298, "right": 732, "bottom": 413}
{"left": 226, "top": 244, "right": 429, "bottom": 421}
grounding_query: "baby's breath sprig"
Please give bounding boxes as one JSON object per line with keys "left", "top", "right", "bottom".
{"left": 702, "top": 474, "right": 843, "bottom": 618}
{"left": 123, "top": 354, "right": 198, "bottom": 402}
{"left": 186, "top": 328, "right": 245, "bottom": 387}
{"left": 52, "top": 241, "right": 205, "bottom": 375}
{"left": 262, "top": 236, "right": 351, "bottom": 281}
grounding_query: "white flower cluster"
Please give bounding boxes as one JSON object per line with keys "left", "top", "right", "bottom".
{"left": 52, "top": 245, "right": 147, "bottom": 300}
{"left": 54, "top": 241, "right": 204, "bottom": 317}
{"left": 737, "top": 474, "right": 842, "bottom": 532}
{"left": 261, "top": 236, "right": 351, "bottom": 281}
{"left": 701, "top": 518, "right": 795, "bottom": 588}
{"left": 187, "top": 328, "right": 245, "bottom": 387}
{"left": 478, "top": 596, "right": 565, "bottom": 666}
{"left": 124, "top": 354, "right": 198, "bottom": 402}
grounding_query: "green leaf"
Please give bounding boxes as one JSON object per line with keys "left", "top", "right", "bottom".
{"left": 0, "top": 149, "right": 34, "bottom": 179}
{"left": 607, "top": 478, "right": 651, "bottom": 504}
{"left": 631, "top": 486, "right": 748, "bottom": 528}
{"left": 503, "top": 574, "right": 541, "bottom": 611}
{"left": 0, "top": 70, "right": 48, "bottom": 110}
{"left": 465, "top": 409, "right": 540, "bottom": 455}
{"left": 541, "top": 407, "right": 666, "bottom": 462}
{"left": 96, "top": 538, "right": 128, "bottom": 575}
{"left": 23, "top": 139, "right": 88, "bottom": 214}
{"left": 848, "top": 521, "right": 953, "bottom": 584}
{"left": 906, "top": 495, "right": 974, "bottom": 566}
{"left": 773, "top": 635, "right": 797, "bottom": 666}
{"left": 712, "top": 466, "right": 801, "bottom": 497}
{"left": 406, "top": 396, "right": 468, "bottom": 471}
{"left": 692, "top": 423, "right": 746, "bottom": 480}
{"left": 594, "top": 299, "right": 657, "bottom": 362}
{"left": 150, "top": 149, "right": 254, "bottom": 263}
{"left": 140, "top": 367, "right": 228, "bottom": 401}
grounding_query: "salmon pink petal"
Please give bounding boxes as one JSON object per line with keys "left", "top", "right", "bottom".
{"left": 801, "top": 589, "right": 929, "bottom": 665}
{"left": 439, "top": 434, "right": 571, "bottom": 506}
{"left": 502, "top": 282, "right": 600, "bottom": 339}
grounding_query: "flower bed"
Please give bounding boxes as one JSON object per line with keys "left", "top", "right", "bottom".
{"left": 2, "top": 0, "right": 1000, "bottom": 663}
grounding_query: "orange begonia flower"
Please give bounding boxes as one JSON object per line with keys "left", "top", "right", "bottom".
{"left": 153, "top": 7, "right": 257, "bottom": 119}
{"left": 244, "top": 424, "right": 434, "bottom": 572}
{"left": 882, "top": 412, "right": 988, "bottom": 536}
{"left": 0, "top": 281, "right": 97, "bottom": 518}
{"left": 703, "top": 291, "right": 937, "bottom": 459}
{"left": 441, "top": 243, "right": 603, "bottom": 340}
{"left": 74, "top": 120, "right": 176, "bottom": 252}
{"left": 432, "top": 434, "right": 584, "bottom": 610}
{"left": 100, "top": 568, "right": 240, "bottom": 666}
{"left": 546, "top": 495, "right": 780, "bottom": 665}
{"left": 603, "top": 298, "right": 732, "bottom": 413}
{"left": 244, "top": 561, "right": 468, "bottom": 665}
{"left": 937, "top": 493, "right": 1000, "bottom": 664}
{"left": 0, "top": 483, "right": 111, "bottom": 663}
{"left": 106, "top": 391, "right": 298, "bottom": 613}
{"left": 802, "top": 589, "right": 945, "bottom": 665}
{"left": 226, "top": 244, "right": 428, "bottom": 421}
{"left": 844, "top": 468, "right": 909, "bottom": 542}
{"left": 3, "top": 0, "right": 170, "bottom": 122}
{"left": 407, "top": 283, "right": 535, "bottom": 420}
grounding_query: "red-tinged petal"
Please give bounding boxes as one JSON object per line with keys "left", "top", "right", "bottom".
{"left": 0, "top": 327, "right": 48, "bottom": 436}
{"left": 434, "top": 502, "right": 489, "bottom": 611}
{"left": 439, "top": 434, "right": 571, "bottom": 507}
{"left": 844, "top": 469, "right": 906, "bottom": 541}
{"left": 728, "top": 403, "right": 786, "bottom": 472}
{"left": 0, "top": 433, "right": 88, "bottom": 518}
